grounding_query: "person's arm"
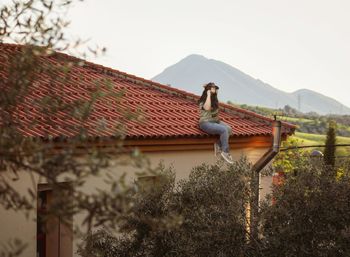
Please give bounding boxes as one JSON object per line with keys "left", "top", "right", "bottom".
{"left": 203, "top": 90, "right": 211, "bottom": 111}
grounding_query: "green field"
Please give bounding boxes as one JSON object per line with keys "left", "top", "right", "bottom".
{"left": 290, "top": 132, "right": 350, "bottom": 156}
{"left": 234, "top": 102, "right": 350, "bottom": 156}
{"left": 281, "top": 117, "right": 314, "bottom": 123}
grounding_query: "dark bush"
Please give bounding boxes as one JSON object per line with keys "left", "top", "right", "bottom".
{"left": 78, "top": 159, "right": 252, "bottom": 257}
{"left": 260, "top": 162, "right": 350, "bottom": 257}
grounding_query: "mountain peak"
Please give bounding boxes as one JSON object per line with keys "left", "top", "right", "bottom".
{"left": 179, "top": 54, "right": 210, "bottom": 65}
{"left": 182, "top": 54, "right": 208, "bottom": 61}
{"left": 292, "top": 88, "right": 314, "bottom": 94}
{"left": 152, "top": 55, "right": 350, "bottom": 115}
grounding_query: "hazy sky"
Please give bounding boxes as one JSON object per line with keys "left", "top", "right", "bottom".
{"left": 65, "top": 0, "right": 350, "bottom": 107}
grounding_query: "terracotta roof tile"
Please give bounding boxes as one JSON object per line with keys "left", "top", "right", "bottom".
{"left": 0, "top": 43, "right": 296, "bottom": 140}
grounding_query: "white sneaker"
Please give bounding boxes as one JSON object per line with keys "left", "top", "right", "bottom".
{"left": 221, "top": 151, "right": 233, "bottom": 164}
{"left": 214, "top": 143, "right": 221, "bottom": 156}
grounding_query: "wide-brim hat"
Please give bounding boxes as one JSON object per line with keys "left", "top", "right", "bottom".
{"left": 203, "top": 82, "right": 219, "bottom": 90}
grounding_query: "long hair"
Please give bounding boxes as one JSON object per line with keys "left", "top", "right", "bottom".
{"left": 198, "top": 83, "right": 219, "bottom": 110}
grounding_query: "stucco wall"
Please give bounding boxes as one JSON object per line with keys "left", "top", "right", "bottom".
{"left": 145, "top": 147, "right": 269, "bottom": 179}
{"left": 0, "top": 170, "right": 39, "bottom": 257}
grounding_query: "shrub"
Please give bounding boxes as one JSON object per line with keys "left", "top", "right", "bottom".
{"left": 78, "top": 159, "right": 253, "bottom": 257}
{"left": 260, "top": 162, "right": 350, "bottom": 257}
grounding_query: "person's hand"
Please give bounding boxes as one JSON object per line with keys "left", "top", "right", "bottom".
{"left": 207, "top": 89, "right": 211, "bottom": 95}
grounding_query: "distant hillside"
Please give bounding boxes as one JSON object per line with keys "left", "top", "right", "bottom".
{"left": 231, "top": 102, "right": 350, "bottom": 137}
{"left": 152, "top": 54, "right": 350, "bottom": 115}
{"left": 231, "top": 103, "right": 350, "bottom": 155}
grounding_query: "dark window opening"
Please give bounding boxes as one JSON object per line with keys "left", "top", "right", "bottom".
{"left": 36, "top": 184, "right": 73, "bottom": 257}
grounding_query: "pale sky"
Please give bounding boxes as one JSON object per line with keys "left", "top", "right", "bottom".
{"left": 34, "top": 1, "right": 350, "bottom": 107}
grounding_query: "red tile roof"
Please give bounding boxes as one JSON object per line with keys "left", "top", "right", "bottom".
{"left": 0, "top": 43, "right": 295, "bottom": 140}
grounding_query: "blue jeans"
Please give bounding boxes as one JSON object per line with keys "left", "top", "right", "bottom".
{"left": 199, "top": 121, "right": 232, "bottom": 153}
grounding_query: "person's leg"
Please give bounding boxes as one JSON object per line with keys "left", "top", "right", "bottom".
{"left": 218, "top": 121, "right": 233, "bottom": 136}
{"left": 214, "top": 141, "right": 221, "bottom": 156}
{"left": 200, "top": 121, "right": 234, "bottom": 164}
{"left": 199, "top": 121, "right": 230, "bottom": 153}
{"left": 216, "top": 122, "right": 234, "bottom": 163}
{"left": 212, "top": 121, "right": 232, "bottom": 152}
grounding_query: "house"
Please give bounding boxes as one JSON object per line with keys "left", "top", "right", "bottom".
{"left": 0, "top": 43, "right": 296, "bottom": 257}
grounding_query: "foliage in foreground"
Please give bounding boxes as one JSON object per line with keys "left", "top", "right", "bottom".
{"left": 261, "top": 161, "right": 350, "bottom": 257}
{"left": 78, "top": 159, "right": 253, "bottom": 257}
{"left": 79, "top": 158, "right": 350, "bottom": 257}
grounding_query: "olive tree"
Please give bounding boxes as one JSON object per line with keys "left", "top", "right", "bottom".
{"left": 78, "top": 159, "right": 255, "bottom": 257}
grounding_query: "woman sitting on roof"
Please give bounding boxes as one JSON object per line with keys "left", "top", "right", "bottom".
{"left": 198, "top": 82, "right": 233, "bottom": 164}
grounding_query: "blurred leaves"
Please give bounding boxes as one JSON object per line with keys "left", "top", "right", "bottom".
{"left": 0, "top": 239, "right": 27, "bottom": 257}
